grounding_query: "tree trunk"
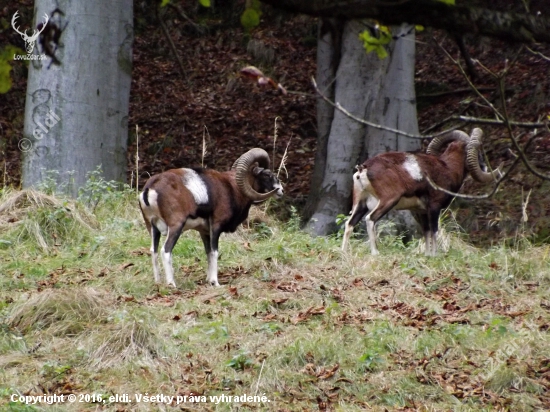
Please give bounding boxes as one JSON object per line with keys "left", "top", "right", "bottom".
{"left": 302, "top": 18, "right": 341, "bottom": 221}
{"left": 305, "top": 22, "right": 419, "bottom": 236}
{"left": 367, "top": 25, "right": 419, "bottom": 155}
{"left": 22, "top": 0, "right": 133, "bottom": 195}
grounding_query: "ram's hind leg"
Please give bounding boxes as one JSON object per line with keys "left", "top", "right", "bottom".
{"left": 365, "top": 196, "right": 400, "bottom": 256}
{"left": 150, "top": 224, "right": 162, "bottom": 283}
{"left": 200, "top": 230, "right": 220, "bottom": 287}
{"left": 427, "top": 209, "right": 441, "bottom": 257}
{"left": 342, "top": 200, "right": 369, "bottom": 251}
{"left": 412, "top": 212, "right": 431, "bottom": 256}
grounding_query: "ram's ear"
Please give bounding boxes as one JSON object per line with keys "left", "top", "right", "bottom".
{"left": 251, "top": 163, "right": 263, "bottom": 176}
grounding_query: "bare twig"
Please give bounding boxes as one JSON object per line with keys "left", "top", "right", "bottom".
{"left": 135, "top": 125, "right": 140, "bottom": 193}
{"left": 312, "top": 77, "right": 458, "bottom": 139}
{"left": 277, "top": 135, "right": 292, "bottom": 181}
{"left": 158, "top": 9, "right": 188, "bottom": 81}
{"left": 272, "top": 117, "right": 280, "bottom": 168}
{"left": 498, "top": 77, "right": 550, "bottom": 181}
{"left": 526, "top": 46, "right": 550, "bottom": 62}
{"left": 448, "top": 115, "right": 546, "bottom": 129}
{"left": 202, "top": 126, "right": 211, "bottom": 168}
{"left": 424, "top": 131, "right": 542, "bottom": 199}
{"left": 439, "top": 40, "right": 550, "bottom": 183}
{"left": 417, "top": 87, "right": 495, "bottom": 98}
{"left": 436, "top": 40, "right": 505, "bottom": 121}
{"left": 167, "top": 3, "right": 204, "bottom": 32}
{"left": 254, "top": 359, "right": 266, "bottom": 396}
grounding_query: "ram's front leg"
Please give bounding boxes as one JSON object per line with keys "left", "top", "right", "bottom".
{"left": 200, "top": 231, "right": 220, "bottom": 287}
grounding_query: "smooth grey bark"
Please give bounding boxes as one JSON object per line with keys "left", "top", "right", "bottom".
{"left": 302, "top": 18, "right": 341, "bottom": 221}
{"left": 22, "top": 0, "right": 133, "bottom": 194}
{"left": 306, "top": 23, "right": 420, "bottom": 236}
{"left": 367, "top": 25, "right": 419, "bottom": 155}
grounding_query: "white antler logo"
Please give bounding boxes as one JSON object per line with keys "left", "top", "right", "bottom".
{"left": 12, "top": 10, "right": 49, "bottom": 54}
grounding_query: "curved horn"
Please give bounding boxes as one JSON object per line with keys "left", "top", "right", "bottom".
{"left": 234, "top": 148, "right": 278, "bottom": 202}
{"left": 427, "top": 130, "right": 470, "bottom": 156}
{"left": 466, "top": 128, "right": 497, "bottom": 183}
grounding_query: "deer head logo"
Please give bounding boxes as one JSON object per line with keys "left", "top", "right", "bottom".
{"left": 12, "top": 11, "right": 49, "bottom": 54}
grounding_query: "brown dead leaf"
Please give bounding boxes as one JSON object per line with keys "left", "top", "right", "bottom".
{"left": 352, "top": 278, "right": 365, "bottom": 287}
{"left": 131, "top": 248, "right": 149, "bottom": 256}
{"left": 318, "top": 363, "right": 339, "bottom": 380}
{"left": 119, "top": 262, "right": 134, "bottom": 270}
{"left": 201, "top": 292, "right": 224, "bottom": 303}
{"left": 276, "top": 282, "right": 299, "bottom": 292}
{"left": 291, "top": 306, "right": 325, "bottom": 325}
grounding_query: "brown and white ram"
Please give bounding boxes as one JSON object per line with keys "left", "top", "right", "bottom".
{"left": 341, "top": 128, "right": 497, "bottom": 256}
{"left": 139, "top": 148, "right": 283, "bottom": 287}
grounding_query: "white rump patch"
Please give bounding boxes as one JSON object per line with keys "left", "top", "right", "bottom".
{"left": 403, "top": 154, "right": 423, "bottom": 181}
{"left": 181, "top": 169, "right": 209, "bottom": 204}
{"left": 140, "top": 188, "right": 159, "bottom": 208}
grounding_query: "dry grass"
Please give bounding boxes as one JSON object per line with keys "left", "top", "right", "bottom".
{"left": 6, "top": 287, "right": 111, "bottom": 336}
{"left": 0, "top": 189, "right": 96, "bottom": 228}
{"left": 0, "top": 188, "right": 98, "bottom": 252}
{"left": 85, "top": 319, "right": 165, "bottom": 369}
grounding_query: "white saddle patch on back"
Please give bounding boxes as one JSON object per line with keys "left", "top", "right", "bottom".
{"left": 403, "top": 154, "right": 423, "bottom": 181}
{"left": 181, "top": 169, "right": 209, "bottom": 204}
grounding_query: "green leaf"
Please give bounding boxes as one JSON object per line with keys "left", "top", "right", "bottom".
{"left": 160, "top": 0, "right": 170, "bottom": 7}
{"left": 358, "top": 29, "right": 391, "bottom": 59}
{"left": 374, "top": 45, "right": 388, "bottom": 59}
{"left": 240, "top": 8, "right": 260, "bottom": 31}
{"left": 199, "top": 0, "right": 211, "bottom": 7}
{"left": 435, "top": 0, "right": 455, "bottom": 4}
{"left": 415, "top": 25, "right": 425, "bottom": 32}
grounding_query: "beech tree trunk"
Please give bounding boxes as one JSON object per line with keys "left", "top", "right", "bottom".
{"left": 22, "top": 0, "right": 133, "bottom": 194}
{"left": 305, "top": 22, "right": 420, "bottom": 236}
{"left": 302, "top": 18, "right": 340, "bottom": 220}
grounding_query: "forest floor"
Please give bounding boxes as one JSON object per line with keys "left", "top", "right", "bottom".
{"left": 0, "top": 188, "right": 549, "bottom": 411}
{"left": 1, "top": 2, "right": 550, "bottom": 245}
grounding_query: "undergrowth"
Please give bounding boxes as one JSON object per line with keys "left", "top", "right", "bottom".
{"left": 0, "top": 186, "right": 548, "bottom": 411}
